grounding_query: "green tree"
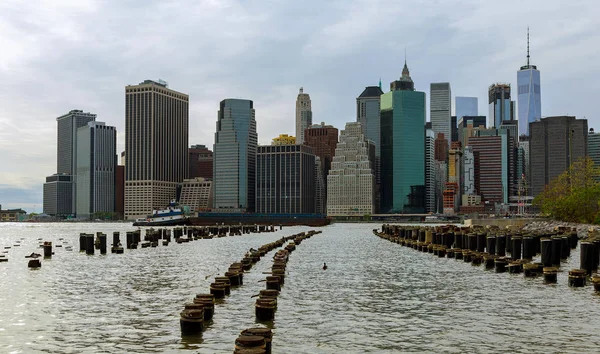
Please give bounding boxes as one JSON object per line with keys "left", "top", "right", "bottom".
{"left": 534, "top": 157, "right": 600, "bottom": 223}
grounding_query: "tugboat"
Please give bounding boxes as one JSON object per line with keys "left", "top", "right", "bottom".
{"left": 133, "top": 200, "right": 189, "bottom": 226}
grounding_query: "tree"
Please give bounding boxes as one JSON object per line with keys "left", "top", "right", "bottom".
{"left": 533, "top": 157, "right": 600, "bottom": 223}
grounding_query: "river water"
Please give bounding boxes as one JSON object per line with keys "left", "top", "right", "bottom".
{"left": 1, "top": 222, "right": 599, "bottom": 354}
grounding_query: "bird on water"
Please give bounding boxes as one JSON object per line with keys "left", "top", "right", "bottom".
{"left": 322, "top": 262, "right": 327, "bottom": 270}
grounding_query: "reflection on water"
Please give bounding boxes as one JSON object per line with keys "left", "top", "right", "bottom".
{"left": 1, "top": 222, "right": 600, "bottom": 353}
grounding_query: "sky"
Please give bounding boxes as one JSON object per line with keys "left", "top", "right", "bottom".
{"left": 0, "top": 0, "right": 599, "bottom": 212}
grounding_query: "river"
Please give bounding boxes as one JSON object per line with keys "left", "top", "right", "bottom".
{"left": 1, "top": 222, "right": 599, "bottom": 353}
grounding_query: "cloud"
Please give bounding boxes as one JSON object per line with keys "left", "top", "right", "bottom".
{"left": 0, "top": 0, "right": 599, "bottom": 209}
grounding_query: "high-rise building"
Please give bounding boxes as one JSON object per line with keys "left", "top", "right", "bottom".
{"left": 357, "top": 85, "right": 384, "bottom": 184}
{"left": 295, "top": 88, "right": 312, "bottom": 144}
{"left": 189, "top": 144, "right": 213, "bottom": 180}
{"left": 455, "top": 97, "right": 478, "bottom": 119}
{"left": 517, "top": 136, "right": 530, "bottom": 197}
{"left": 256, "top": 144, "right": 316, "bottom": 214}
{"left": 463, "top": 146, "right": 475, "bottom": 196}
{"left": 468, "top": 129, "right": 511, "bottom": 204}
{"left": 434, "top": 161, "right": 447, "bottom": 213}
{"left": 451, "top": 116, "right": 458, "bottom": 143}
{"left": 381, "top": 60, "right": 426, "bottom": 213}
{"left": 434, "top": 133, "right": 448, "bottom": 162}
{"left": 517, "top": 28, "right": 542, "bottom": 136}
{"left": 327, "top": 122, "right": 375, "bottom": 216}
{"left": 425, "top": 128, "right": 436, "bottom": 213}
{"left": 76, "top": 122, "right": 117, "bottom": 219}
{"left": 588, "top": 129, "right": 600, "bottom": 167}
{"left": 43, "top": 174, "right": 73, "bottom": 217}
{"left": 213, "top": 98, "right": 257, "bottom": 212}
{"left": 530, "top": 116, "right": 588, "bottom": 196}
{"left": 179, "top": 177, "right": 213, "bottom": 212}
{"left": 53, "top": 109, "right": 96, "bottom": 216}
{"left": 272, "top": 134, "right": 296, "bottom": 146}
{"left": 304, "top": 122, "right": 338, "bottom": 212}
{"left": 116, "top": 165, "right": 124, "bottom": 219}
{"left": 314, "top": 157, "right": 325, "bottom": 214}
{"left": 431, "top": 83, "right": 452, "bottom": 148}
{"left": 488, "top": 83, "right": 514, "bottom": 128}
{"left": 458, "top": 116, "right": 487, "bottom": 148}
{"left": 56, "top": 110, "right": 97, "bottom": 175}
{"left": 125, "top": 80, "right": 189, "bottom": 219}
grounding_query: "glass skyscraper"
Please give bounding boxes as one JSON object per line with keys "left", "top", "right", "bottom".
{"left": 517, "top": 29, "right": 541, "bottom": 136}
{"left": 455, "top": 97, "right": 478, "bottom": 119}
{"left": 380, "top": 61, "right": 426, "bottom": 213}
{"left": 213, "top": 99, "right": 257, "bottom": 212}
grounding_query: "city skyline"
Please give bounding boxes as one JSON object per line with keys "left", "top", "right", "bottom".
{"left": 1, "top": 1, "right": 598, "bottom": 211}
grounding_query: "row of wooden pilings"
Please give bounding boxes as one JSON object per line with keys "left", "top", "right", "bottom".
{"left": 179, "top": 234, "right": 298, "bottom": 352}
{"left": 376, "top": 225, "right": 600, "bottom": 291}
{"left": 235, "top": 230, "right": 321, "bottom": 354}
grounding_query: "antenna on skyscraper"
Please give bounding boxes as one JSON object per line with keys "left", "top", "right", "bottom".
{"left": 526, "top": 26, "right": 530, "bottom": 66}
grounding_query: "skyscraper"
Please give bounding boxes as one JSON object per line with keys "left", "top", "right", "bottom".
{"left": 517, "top": 28, "right": 542, "bottom": 136}
{"left": 295, "top": 88, "right": 312, "bottom": 144}
{"left": 380, "top": 60, "right": 426, "bottom": 213}
{"left": 213, "top": 98, "right": 257, "bottom": 212}
{"left": 256, "top": 144, "right": 316, "bottom": 214}
{"left": 588, "top": 128, "right": 600, "bottom": 167}
{"left": 458, "top": 116, "right": 487, "bottom": 148}
{"left": 468, "top": 130, "right": 511, "bottom": 204}
{"left": 43, "top": 174, "right": 73, "bottom": 217}
{"left": 530, "top": 116, "right": 588, "bottom": 196}
{"left": 430, "top": 83, "right": 452, "bottom": 148}
{"left": 425, "top": 128, "right": 436, "bottom": 213}
{"left": 488, "top": 83, "right": 513, "bottom": 128}
{"left": 455, "top": 97, "right": 478, "bottom": 119}
{"left": 124, "top": 80, "right": 189, "bottom": 219}
{"left": 52, "top": 109, "right": 96, "bottom": 216}
{"left": 76, "top": 121, "right": 117, "bottom": 219}
{"left": 357, "top": 85, "right": 384, "bottom": 183}
{"left": 327, "top": 122, "right": 375, "bottom": 216}
{"left": 304, "top": 122, "right": 338, "bottom": 212}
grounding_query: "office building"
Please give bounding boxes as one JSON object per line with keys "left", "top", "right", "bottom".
{"left": 425, "top": 128, "right": 436, "bottom": 213}
{"left": 357, "top": 85, "right": 384, "bottom": 184}
{"left": 381, "top": 60, "right": 426, "bottom": 213}
{"left": 43, "top": 174, "right": 73, "bottom": 217}
{"left": 272, "top": 134, "right": 296, "bottom": 146}
{"left": 468, "top": 129, "right": 511, "bottom": 204}
{"left": 455, "top": 97, "right": 478, "bottom": 119}
{"left": 125, "top": 80, "right": 189, "bottom": 219}
{"left": 213, "top": 98, "right": 257, "bottom": 212}
{"left": 295, "top": 88, "right": 312, "bottom": 144}
{"left": 76, "top": 121, "right": 117, "bottom": 219}
{"left": 256, "top": 144, "right": 316, "bottom": 214}
{"left": 530, "top": 116, "right": 588, "bottom": 196}
{"left": 304, "top": 122, "right": 338, "bottom": 212}
{"left": 434, "top": 161, "right": 447, "bottom": 213}
{"left": 179, "top": 177, "right": 213, "bottom": 212}
{"left": 327, "top": 122, "right": 375, "bottom": 216}
{"left": 488, "top": 83, "right": 514, "bottom": 128}
{"left": 451, "top": 116, "right": 458, "bottom": 143}
{"left": 517, "top": 28, "right": 542, "bottom": 136}
{"left": 434, "top": 133, "right": 448, "bottom": 162}
{"left": 116, "top": 165, "right": 124, "bottom": 218}
{"left": 463, "top": 146, "right": 475, "bottom": 196}
{"left": 588, "top": 129, "right": 600, "bottom": 167}
{"left": 189, "top": 144, "right": 213, "bottom": 180}
{"left": 314, "top": 157, "right": 325, "bottom": 214}
{"left": 458, "top": 116, "right": 487, "bottom": 148}
{"left": 430, "top": 83, "right": 452, "bottom": 148}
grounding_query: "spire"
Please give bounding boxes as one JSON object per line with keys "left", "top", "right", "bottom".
{"left": 526, "top": 26, "right": 530, "bottom": 66}
{"left": 378, "top": 77, "right": 382, "bottom": 90}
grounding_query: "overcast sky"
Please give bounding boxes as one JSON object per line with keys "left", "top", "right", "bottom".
{"left": 0, "top": 0, "right": 598, "bottom": 212}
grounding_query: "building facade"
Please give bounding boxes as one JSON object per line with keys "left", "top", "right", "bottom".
{"left": 380, "top": 61, "right": 426, "bottom": 213}
{"left": 468, "top": 129, "right": 510, "bottom": 204}
{"left": 458, "top": 115, "right": 487, "bottom": 148}
{"left": 357, "top": 85, "right": 384, "bottom": 185}
{"left": 179, "top": 177, "right": 213, "bottom": 212}
{"left": 517, "top": 29, "right": 542, "bottom": 136}
{"left": 530, "top": 116, "right": 588, "bottom": 196}
{"left": 434, "top": 133, "right": 448, "bottom": 162}
{"left": 430, "top": 83, "right": 452, "bottom": 148}
{"left": 43, "top": 174, "right": 73, "bottom": 217}
{"left": 455, "top": 97, "right": 478, "bottom": 119}
{"left": 425, "top": 128, "right": 436, "bottom": 213}
{"left": 213, "top": 98, "right": 257, "bottom": 212}
{"left": 588, "top": 129, "right": 600, "bottom": 168}
{"left": 256, "top": 144, "right": 316, "bottom": 214}
{"left": 304, "top": 122, "right": 338, "bottom": 212}
{"left": 488, "top": 83, "right": 513, "bottom": 128}
{"left": 125, "top": 80, "right": 189, "bottom": 219}
{"left": 463, "top": 146, "right": 475, "bottom": 195}
{"left": 295, "top": 88, "right": 312, "bottom": 144}
{"left": 189, "top": 144, "right": 213, "bottom": 180}
{"left": 327, "top": 122, "right": 375, "bottom": 216}
{"left": 76, "top": 122, "right": 117, "bottom": 219}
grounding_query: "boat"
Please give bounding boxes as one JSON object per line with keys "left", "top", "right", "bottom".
{"left": 133, "top": 200, "right": 189, "bottom": 226}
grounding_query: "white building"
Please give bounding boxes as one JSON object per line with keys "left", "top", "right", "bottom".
{"left": 295, "top": 87, "right": 312, "bottom": 144}
{"left": 327, "top": 122, "right": 375, "bottom": 216}
{"left": 179, "top": 177, "right": 213, "bottom": 212}
{"left": 425, "top": 128, "right": 436, "bottom": 213}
